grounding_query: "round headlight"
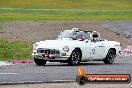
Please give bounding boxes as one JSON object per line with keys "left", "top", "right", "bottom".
{"left": 63, "top": 46, "right": 69, "bottom": 52}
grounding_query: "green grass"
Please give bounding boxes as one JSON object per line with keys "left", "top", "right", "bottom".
{"left": 0, "top": 9, "right": 132, "bottom": 22}
{"left": 0, "top": 39, "right": 32, "bottom": 61}
{"left": 0, "top": 0, "right": 132, "bottom": 10}
{"left": 0, "top": 0, "right": 132, "bottom": 22}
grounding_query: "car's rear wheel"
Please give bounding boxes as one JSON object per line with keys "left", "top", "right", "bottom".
{"left": 34, "top": 58, "right": 47, "bottom": 66}
{"left": 103, "top": 49, "right": 116, "bottom": 64}
{"left": 68, "top": 49, "right": 81, "bottom": 66}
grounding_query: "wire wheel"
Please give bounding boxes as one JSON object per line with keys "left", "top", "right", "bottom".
{"left": 68, "top": 49, "right": 81, "bottom": 66}
{"left": 103, "top": 49, "right": 116, "bottom": 64}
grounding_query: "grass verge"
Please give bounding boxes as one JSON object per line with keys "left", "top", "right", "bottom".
{"left": 0, "top": 9, "right": 132, "bottom": 22}
{"left": 0, "top": 39, "right": 32, "bottom": 61}
{"left": 0, "top": 0, "right": 132, "bottom": 10}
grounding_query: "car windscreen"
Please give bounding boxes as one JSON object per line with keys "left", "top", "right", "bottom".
{"left": 79, "top": 31, "right": 90, "bottom": 39}
{"left": 59, "top": 30, "right": 78, "bottom": 38}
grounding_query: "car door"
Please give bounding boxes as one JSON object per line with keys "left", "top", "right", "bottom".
{"left": 81, "top": 40, "right": 92, "bottom": 60}
{"left": 90, "top": 41, "right": 106, "bottom": 59}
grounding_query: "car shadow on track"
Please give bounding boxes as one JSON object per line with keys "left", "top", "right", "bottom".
{"left": 36, "top": 62, "right": 107, "bottom": 66}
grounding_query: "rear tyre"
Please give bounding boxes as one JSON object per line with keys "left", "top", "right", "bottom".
{"left": 34, "top": 58, "right": 47, "bottom": 66}
{"left": 103, "top": 49, "right": 116, "bottom": 64}
{"left": 68, "top": 49, "right": 81, "bottom": 66}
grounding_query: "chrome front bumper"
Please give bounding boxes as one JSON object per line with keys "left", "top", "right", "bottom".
{"left": 32, "top": 53, "right": 69, "bottom": 61}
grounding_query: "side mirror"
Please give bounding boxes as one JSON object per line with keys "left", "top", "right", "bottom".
{"left": 85, "top": 39, "right": 90, "bottom": 43}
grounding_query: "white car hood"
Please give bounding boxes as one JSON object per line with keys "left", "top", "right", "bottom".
{"left": 36, "top": 38, "right": 77, "bottom": 50}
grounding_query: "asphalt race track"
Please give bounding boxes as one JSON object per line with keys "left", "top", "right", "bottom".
{"left": 0, "top": 56, "right": 132, "bottom": 84}
{"left": 103, "top": 21, "right": 132, "bottom": 39}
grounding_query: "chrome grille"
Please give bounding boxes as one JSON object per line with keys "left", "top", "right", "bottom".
{"left": 37, "top": 49, "right": 60, "bottom": 55}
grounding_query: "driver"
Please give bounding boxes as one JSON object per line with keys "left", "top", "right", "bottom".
{"left": 92, "top": 32, "right": 101, "bottom": 42}
{"left": 74, "top": 34, "right": 85, "bottom": 41}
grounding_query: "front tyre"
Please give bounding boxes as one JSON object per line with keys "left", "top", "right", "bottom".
{"left": 103, "top": 49, "right": 116, "bottom": 64}
{"left": 68, "top": 49, "right": 81, "bottom": 66}
{"left": 34, "top": 58, "right": 47, "bottom": 66}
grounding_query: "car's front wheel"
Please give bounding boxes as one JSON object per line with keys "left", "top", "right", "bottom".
{"left": 103, "top": 49, "right": 116, "bottom": 64}
{"left": 34, "top": 58, "right": 47, "bottom": 66}
{"left": 68, "top": 49, "right": 81, "bottom": 66}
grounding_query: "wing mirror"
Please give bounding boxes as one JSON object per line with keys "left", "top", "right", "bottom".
{"left": 85, "top": 39, "right": 90, "bottom": 43}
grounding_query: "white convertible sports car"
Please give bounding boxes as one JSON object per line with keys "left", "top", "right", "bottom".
{"left": 32, "top": 28, "right": 121, "bottom": 66}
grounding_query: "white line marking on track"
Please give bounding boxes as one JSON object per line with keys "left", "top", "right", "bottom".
{"left": 0, "top": 73, "right": 20, "bottom": 75}
{"left": 0, "top": 8, "right": 132, "bottom": 12}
